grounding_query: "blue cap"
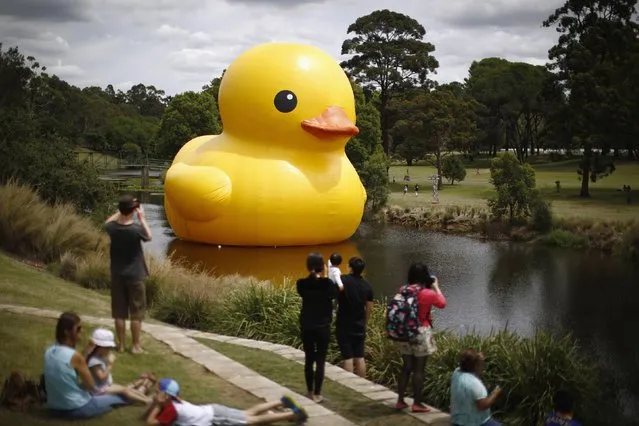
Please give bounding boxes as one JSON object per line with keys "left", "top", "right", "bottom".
{"left": 159, "top": 378, "right": 180, "bottom": 397}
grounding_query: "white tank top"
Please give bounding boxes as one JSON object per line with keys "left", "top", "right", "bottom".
{"left": 174, "top": 401, "right": 215, "bottom": 426}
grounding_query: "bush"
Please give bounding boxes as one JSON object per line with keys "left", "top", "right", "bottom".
{"left": 0, "top": 181, "right": 107, "bottom": 262}
{"left": 442, "top": 155, "right": 467, "bottom": 185}
{"left": 530, "top": 196, "right": 553, "bottom": 232}
{"left": 541, "top": 229, "right": 589, "bottom": 249}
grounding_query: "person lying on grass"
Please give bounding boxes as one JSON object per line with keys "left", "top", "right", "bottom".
{"left": 85, "top": 328, "right": 155, "bottom": 405}
{"left": 144, "top": 378, "right": 309, "bottom": 425}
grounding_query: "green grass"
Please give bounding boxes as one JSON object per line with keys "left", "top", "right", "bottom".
{"left": 0, "top": 312, "right": 263, "bottom": 425}
{"left": 389, "top": 160, "right": 639, "bottom": 220}
{"left": 196, "top": 339, "right": 425, "bottom": 426}
{"left": 0, "top": 254, "right": 112, "bottom": 316}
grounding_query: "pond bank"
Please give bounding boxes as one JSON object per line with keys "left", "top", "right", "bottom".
{"left": 382, "top": 204, "right": 639, "bottom": 261}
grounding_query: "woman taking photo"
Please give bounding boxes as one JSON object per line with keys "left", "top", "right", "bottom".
{"left": 394, "top": 262, "right": 446, "bottom": 413}
{"left": 296, "top": 253, "right": 339, "bottom": 403}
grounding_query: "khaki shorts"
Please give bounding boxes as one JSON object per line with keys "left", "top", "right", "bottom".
{"left": 395, "top": 326, "right": 437, "bottom": 357}
{"left": 111, "top": 276, "right": 146, "bottom": 320}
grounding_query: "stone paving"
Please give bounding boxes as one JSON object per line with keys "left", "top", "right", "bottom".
{"left": 0, "top": 303, "right": 451, "bottom": 425}
{"left": 184, "top": 329, "right": 451, "bottom": 426}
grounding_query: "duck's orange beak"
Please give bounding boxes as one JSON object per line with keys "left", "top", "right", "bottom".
{"left": 301, "top": 106, "right": 359, "bottom": 139}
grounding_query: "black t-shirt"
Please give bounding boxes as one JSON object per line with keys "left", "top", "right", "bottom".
{"left": 105, "top": 221, "right": 149, "bottom": 280}
{"left": 296, "top": 275, "right": 339, "bottom": 331}
{"left": 336, "top": 274, "right": 374, "bottom": 335}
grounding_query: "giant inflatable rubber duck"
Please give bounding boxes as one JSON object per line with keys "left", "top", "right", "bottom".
{"left": 164, "top": 42, "right": 367, "bottom": 246}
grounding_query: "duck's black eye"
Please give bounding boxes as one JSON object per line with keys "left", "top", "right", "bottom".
{"left": 273, "top": 90, "right": 297, "bottom": 113}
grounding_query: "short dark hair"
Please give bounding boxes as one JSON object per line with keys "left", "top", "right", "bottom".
{"left": 348, "top": 257, "right": 365, "bottom": 276}
{"left": 329, "top": 253, "right": 343, "bottom": 266}
{"left": 459, "top": 349, "right": 484, "bottom": 373}
{"left": 55, "top": 312, "right": 81, "bottom": 344}
{"left": 118, "top": 194, "right": 139, "bottom": 215}
{"left": 553, "top": 389, "right": 575, "bottom": 413}
{"left": 407, "top": 262, "right": 434, "bottom": 288}
{"left": 306, "top": 252, "right": 325, "bottom": 274}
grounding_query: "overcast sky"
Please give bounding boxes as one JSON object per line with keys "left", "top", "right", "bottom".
{"left": 0, "top": 0, "right": 563, "bottom": 95}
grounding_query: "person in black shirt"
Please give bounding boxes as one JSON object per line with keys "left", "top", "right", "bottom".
{"left": 296, "top": 253, "right": 339, "bottom": 403}
{"left": 335, "top": 257, "right": 374, "bottom": 378}
{"left": 104, "top": 195, "right": 152, "bottom": 354}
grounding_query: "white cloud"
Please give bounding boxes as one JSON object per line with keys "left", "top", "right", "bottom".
{"left": 47, "top": 60, "right": 85, "bottom": 78}
{"left": 0, "top": 0, "right": 566, "bottom": 94}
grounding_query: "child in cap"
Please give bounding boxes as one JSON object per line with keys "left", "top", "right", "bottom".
{"left": 327, "top": 253, "right": 344, "bottom": 291}
{"left": 543, "top": 389, "right": 582, "bottom": 426}
{"left": 85, "top": 328, "right": 154, "bottom": 405}
{"left": 145, "top": 378, "right": 309, "bottom": 425}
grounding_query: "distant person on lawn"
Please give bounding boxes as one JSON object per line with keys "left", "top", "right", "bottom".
{"left": 44, "top": 312, "right": 127, "bottom": 419}
{"left": 335, "top": 257, "right": 374, "bottom": 378}
{"left": 105, "top": 194, "right": 152, "bottom": 354}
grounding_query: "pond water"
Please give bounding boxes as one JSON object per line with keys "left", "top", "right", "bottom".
{"left": 139, "top": 195, "right": 639, "bottom": 417}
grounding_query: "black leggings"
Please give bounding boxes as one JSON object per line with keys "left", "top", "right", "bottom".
{"left": 397, "top": 354, "right": 428, "bottom": 405}
{"left": 301, "top": 327, "right": 330, "bottom": 395}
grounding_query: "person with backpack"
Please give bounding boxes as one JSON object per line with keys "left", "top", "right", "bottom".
{"left": 386, "top": 262, "right": 446, "bottom": 413}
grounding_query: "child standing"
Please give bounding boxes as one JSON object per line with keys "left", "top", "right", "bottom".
{"left": 145, "top": 378, "right": 308, "bottom": 425}
{"left": 85, "top": 328, "right": 154, "bottom": 405}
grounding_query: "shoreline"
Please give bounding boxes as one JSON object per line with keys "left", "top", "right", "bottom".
{"left": 380, "top": 205, "right": 639, "bottom": 261}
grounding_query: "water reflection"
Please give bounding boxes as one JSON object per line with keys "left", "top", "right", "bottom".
{"left": 166, "top": 239, "right": 362, "bottom": 281}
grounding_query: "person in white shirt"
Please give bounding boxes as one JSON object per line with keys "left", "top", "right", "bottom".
{"left": 145, "top": 378, "right": 308, "bottom": 425}
{"left": 327, "top": 253, "right": 344, "bottom": 291}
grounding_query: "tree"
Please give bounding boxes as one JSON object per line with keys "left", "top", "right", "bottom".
{"left": 392, "top": 86, "right": 478, "bottom": 187}
{"left": 341, "top": 10, "right": 439, "bottom": 159}
{"left": 347, "top": 82, "right": 389, "bottom": 211}
{"left": 442, "top": 155, "right": 467, "bottom": 185}
{"left": 488, "top": 153, "right": 537, "bottom": 222}
{"left": 543, "top": 0, "right": 638, "bottom": 197}
{"left": 156, "top": 91, "right": 221, "bottom": 160}
{"left": 466, "top": 58, "right": 553, "bottom": 161}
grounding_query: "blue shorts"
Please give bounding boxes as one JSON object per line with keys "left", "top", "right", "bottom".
{"left": 49, "top": 394, "right": 128, "bottom": 419}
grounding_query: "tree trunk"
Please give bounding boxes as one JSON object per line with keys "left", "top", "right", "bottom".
{"left": 580, "top": 146, "right": 592, "bottom": 198}
{"left": 407, "top": 159, "right": 413, "bottom": 167}
{"left": 436, "top": 143, "right": 443, "bottom": 190}
{"left": 380, "top": 91, "right": 390, "bottom": 159}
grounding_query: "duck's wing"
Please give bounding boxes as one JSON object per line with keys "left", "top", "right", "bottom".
{"left": 172, "top": 135, "right": 218, "bottom": 164}
{"left": 164, "top": 162, "right": 232, "bottom": 222}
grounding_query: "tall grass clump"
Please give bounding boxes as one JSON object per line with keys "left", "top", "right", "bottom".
{"left": 0, "top": 181, "right": 107, "bottom": 262}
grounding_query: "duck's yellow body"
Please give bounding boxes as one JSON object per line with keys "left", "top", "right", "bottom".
{"left": 164, "top": 42, "right": 367, "bottom": 246}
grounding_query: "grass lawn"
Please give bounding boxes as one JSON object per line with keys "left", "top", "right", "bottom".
{"left": 0, "top": 311, "right": 264, "bottom": 425}
{"left": 196, "top": 339, "right": 425, "bottom": 426}
{"left": 389, "top": 159, "right": 639, "bottom": 221}
{"left": 0, "top": 254, "right": 112, "bottom": 317}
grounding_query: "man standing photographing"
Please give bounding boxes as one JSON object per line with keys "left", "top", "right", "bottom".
{"left": 105, "top": 195, "right": 152, "bottom": 354}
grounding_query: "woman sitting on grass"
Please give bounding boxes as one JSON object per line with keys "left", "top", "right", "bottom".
{"left": 85, "top": 328, "right": 155, "bottom": 405}
{"left": 44, "top": 312, "right": 128, "bottom": 419}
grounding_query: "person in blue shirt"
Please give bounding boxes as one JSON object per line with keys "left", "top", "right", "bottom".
{"left": 544, "top": 389, "right": 582, "bottom": 426}
{"left": 44, "top": 312, "right": 127, "bottom": 419}
{"left": 450, "top": 349, "right": 502, "bottom": 426}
